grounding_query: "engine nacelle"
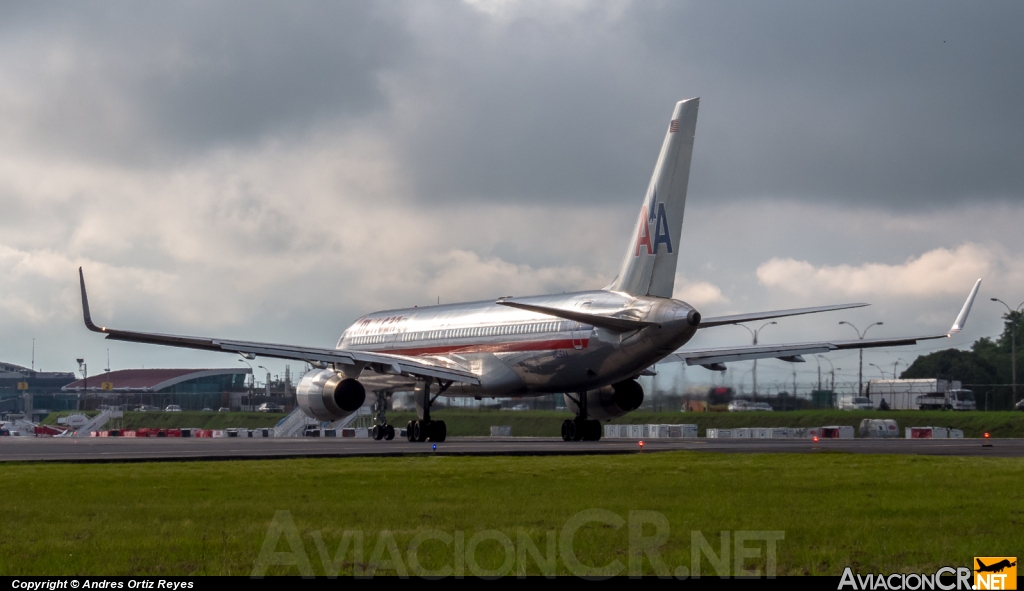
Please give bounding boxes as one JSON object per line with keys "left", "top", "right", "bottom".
{"left": 563, "top": 379, "right": 645, "bottom": 421}
{"left": 296, "top": 369, "right": 366, "bottom": 421}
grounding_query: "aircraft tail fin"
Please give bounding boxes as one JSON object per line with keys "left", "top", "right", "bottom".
{"left": 606, "top": 98, "right": 699, "bottom": 298}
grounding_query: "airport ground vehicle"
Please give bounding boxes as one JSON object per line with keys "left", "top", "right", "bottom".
{"left": 837, "top": 396, "right": 874, "bottom": 410}
{"left": 256, "top": 403, "right": 282, "bottom": 413}
{"left": 728, "top": 400, "right": 772, "bottom": 412}
{"left": 77, "top": 99, "right": 981, "bottom": 443}
{"left": 165, "top": 405, "right": 181, "bottom": 412}
{"left": 865, "top": 379, "right": 976, "bottom": 410}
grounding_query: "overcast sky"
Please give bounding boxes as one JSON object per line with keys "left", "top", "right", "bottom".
{"left": 1, "top": 0, "right": 1022, "bottom": 393}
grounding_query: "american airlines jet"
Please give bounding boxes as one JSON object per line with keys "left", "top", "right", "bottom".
{"left": 78, "top": 98, "right": 981, "bottom": 443}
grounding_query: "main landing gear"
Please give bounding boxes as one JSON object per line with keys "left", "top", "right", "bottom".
{"left": 561, "top": 391, "right": 601, "bottom": 441}
{"left": 406, "top": 377, "right": 450, "bottom": 443}
{"left": 370, "top": 391, "right": 395, "bottom": 441}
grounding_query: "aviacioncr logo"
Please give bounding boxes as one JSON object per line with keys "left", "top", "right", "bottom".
{"left": 634, "top": 193, "right": 673, "bottom": 257}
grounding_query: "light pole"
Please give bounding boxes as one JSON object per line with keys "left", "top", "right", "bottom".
{"left": 817, "top": 355, "right": 838, "bottom": 392}
{"left": 76, "top": 358, "right": 87, "bottom": 411}
{"left": 737, "top": 321, "right": 777, "bottom": 400}
{"left": 238, "top": 359, "right": 254, "bottom": 411}
{"left": 258, "top": 365, "right": 272, "bottom": 399}
{"left": 868, "top": 363, "right": 887, "bottom": 380}
{"left": 812, "top": 356, "right": 822, "bottom": 391}
{"left": 839, "top": 321, "right": 883, "bottom": 396}
{"left": 991, "top": 298, "right": 1023, "bottom": 405}
{"left": 892, "top": 358, "right": 908, "bottom": 379}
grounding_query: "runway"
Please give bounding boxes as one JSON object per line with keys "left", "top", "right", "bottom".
{"left": 1, "top": 436, "right": 1022, "bottom": 462}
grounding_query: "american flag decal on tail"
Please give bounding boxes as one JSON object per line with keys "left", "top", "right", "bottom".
{"left": 669, "top": 119, "right": 680, "bottom": 133}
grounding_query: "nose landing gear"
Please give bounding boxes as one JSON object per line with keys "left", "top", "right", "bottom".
{"left": 370, "top": 391, "right": 395, "bottom": 441}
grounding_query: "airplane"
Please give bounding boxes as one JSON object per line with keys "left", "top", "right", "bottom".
{"left": 77, "top": 97, "right": 982, "bottom": 443}
{"left": 976, "top": 558, "right": 1016, "bottom": 573}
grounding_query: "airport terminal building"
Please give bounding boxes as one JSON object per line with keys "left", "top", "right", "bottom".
{"left": 62, "top": 368, "right": 252, "bottom": 411}
{"left": 0, "top": 361, "right": 78, "bottom": 419}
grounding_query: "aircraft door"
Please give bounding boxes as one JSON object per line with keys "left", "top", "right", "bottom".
{"left": 571, "top": 322, "right": 583, "bottom": 350}
{"left": 571, "top": 301, "right": 592, "bottom": 350}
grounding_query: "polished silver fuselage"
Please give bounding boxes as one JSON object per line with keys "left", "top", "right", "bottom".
{"left": 337, "top": 290, "right": 699, "bottom": 397}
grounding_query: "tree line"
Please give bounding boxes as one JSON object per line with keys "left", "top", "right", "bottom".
{"left": 901, "top": 310, "right": 1023, "bottom": 410}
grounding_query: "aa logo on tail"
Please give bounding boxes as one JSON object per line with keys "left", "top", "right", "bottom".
{"left": 634, "top": 188, "right": 673, "bottom": 257}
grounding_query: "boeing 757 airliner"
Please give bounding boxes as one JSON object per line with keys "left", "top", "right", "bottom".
{"left": 78, "top": 98, "right": 981, "bottom": 442}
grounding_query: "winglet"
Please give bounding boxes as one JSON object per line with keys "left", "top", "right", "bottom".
{"left": 78, "top": 267, "right": 105, "bottom": 333}
{"left": 948, "top": 278, "right": 982, "bottom": 335}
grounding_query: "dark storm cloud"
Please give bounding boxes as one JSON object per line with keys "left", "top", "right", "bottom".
{"left": 387, "top": 1, "right": 1024, "bottom": 208}
{"left": 0, "top": 1, "right": 409, "bottom": 163}
{"left": 2, "top": 1, "right": 1021, "bottom": 205}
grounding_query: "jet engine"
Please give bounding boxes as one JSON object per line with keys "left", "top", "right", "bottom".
{"left": 563, "top": 379, "right": 645, "bottom": 421}
{"left": 296, "top": 368, "right": 366, "bottom": 421}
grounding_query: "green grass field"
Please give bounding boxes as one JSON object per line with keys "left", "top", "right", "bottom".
{"left": 1, "top": 452, "right": 1020, "bottom": 576}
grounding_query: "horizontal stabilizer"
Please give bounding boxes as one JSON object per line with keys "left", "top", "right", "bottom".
{"left": 699, "top": 303, "right": 868, "bottom": 328}
{"left": 495, "top": 299, "right": 653, "bottom": 332}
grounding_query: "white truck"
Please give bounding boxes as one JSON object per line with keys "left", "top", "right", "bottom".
{"left": 865, "top": 379, "right": 976, "bottom": 411}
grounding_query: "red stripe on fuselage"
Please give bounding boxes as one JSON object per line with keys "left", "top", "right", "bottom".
{"left": 356, "top": 338, "right": 589, "bottom": 357}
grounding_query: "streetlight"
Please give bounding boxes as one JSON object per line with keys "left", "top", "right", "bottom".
{"left": 991, "top": 298, "right": 1023, "bottom": 405}
{"left": 893, "top": 358, "right": 908, "bottom": 379}
{"left": 736, "top": 321, "right": 777, "bottom": 400}
{"left": 868, "top": 363, "right": 887, "bottom": 379}
{"left": 239, "top": 359, "right": 254, "bottom": 412}
{"left": 816, "top": 355, "right": 838, "bottom": 392}
{"left": 258, "top": 365, "right": 272, "bottom": 399}
{"left": 839, "top": 321, "right": 883, "bottom": 396}
{"left": 76, "top": 358, "right": 87, "bottom": 411}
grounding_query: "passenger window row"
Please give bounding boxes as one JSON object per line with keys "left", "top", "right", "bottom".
{"left": 396, "top": 321, "right": 563, "bottom": 343}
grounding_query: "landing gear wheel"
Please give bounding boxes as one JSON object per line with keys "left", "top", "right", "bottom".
{"left": 561, "top": 419, "right": 572, "bottom": 441}
{"left": 567, "top": 419, "right": 581, "bottom": 441}
{"left": 429, "top": 420, "right": 447, "bottom": 442}
{"left": 412, "top": 420, "right": 430, "bottom": 442}
{"left": 406, "top": 421, "right": 415, "bottom": 442}
{"left": 384, "top": 425, "right": 395, "bottom": 440}
{"left": 372, "top": 425, "right": 385, "bottom": 440}
{"left": 587, "top": 419, "right": 602, "bottom": 441}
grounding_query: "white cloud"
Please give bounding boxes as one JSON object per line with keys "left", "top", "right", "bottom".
{"left": 672, "top": 274, "right": 728, "bottom": 308}
{"left": 756, "top": 243, "right": 997, "bottom": 298}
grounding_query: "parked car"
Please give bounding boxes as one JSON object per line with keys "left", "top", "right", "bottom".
{"left": 1015, "top": 399, "right": 1024, "bottom": 411}
{"left": 218, "top": 407, "right": 231, "bottom": 412}
{"left": 137, "top": 405, "right": 160, "bottom": 412}
{"left": 165, "top": 405, "right": 182, "bottom": 412}
{"left": 201, "top": 407, "right": 213, "bottom": 412}
{"left": 256, "top": 403, "right": 282, "bottom": 413}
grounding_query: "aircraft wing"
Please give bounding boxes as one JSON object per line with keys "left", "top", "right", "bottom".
{"left": 77, "top": 269, "right": 480, "bottom": 386}
{"left": 663, "top": 279, "right": 981, "bottom": 370}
